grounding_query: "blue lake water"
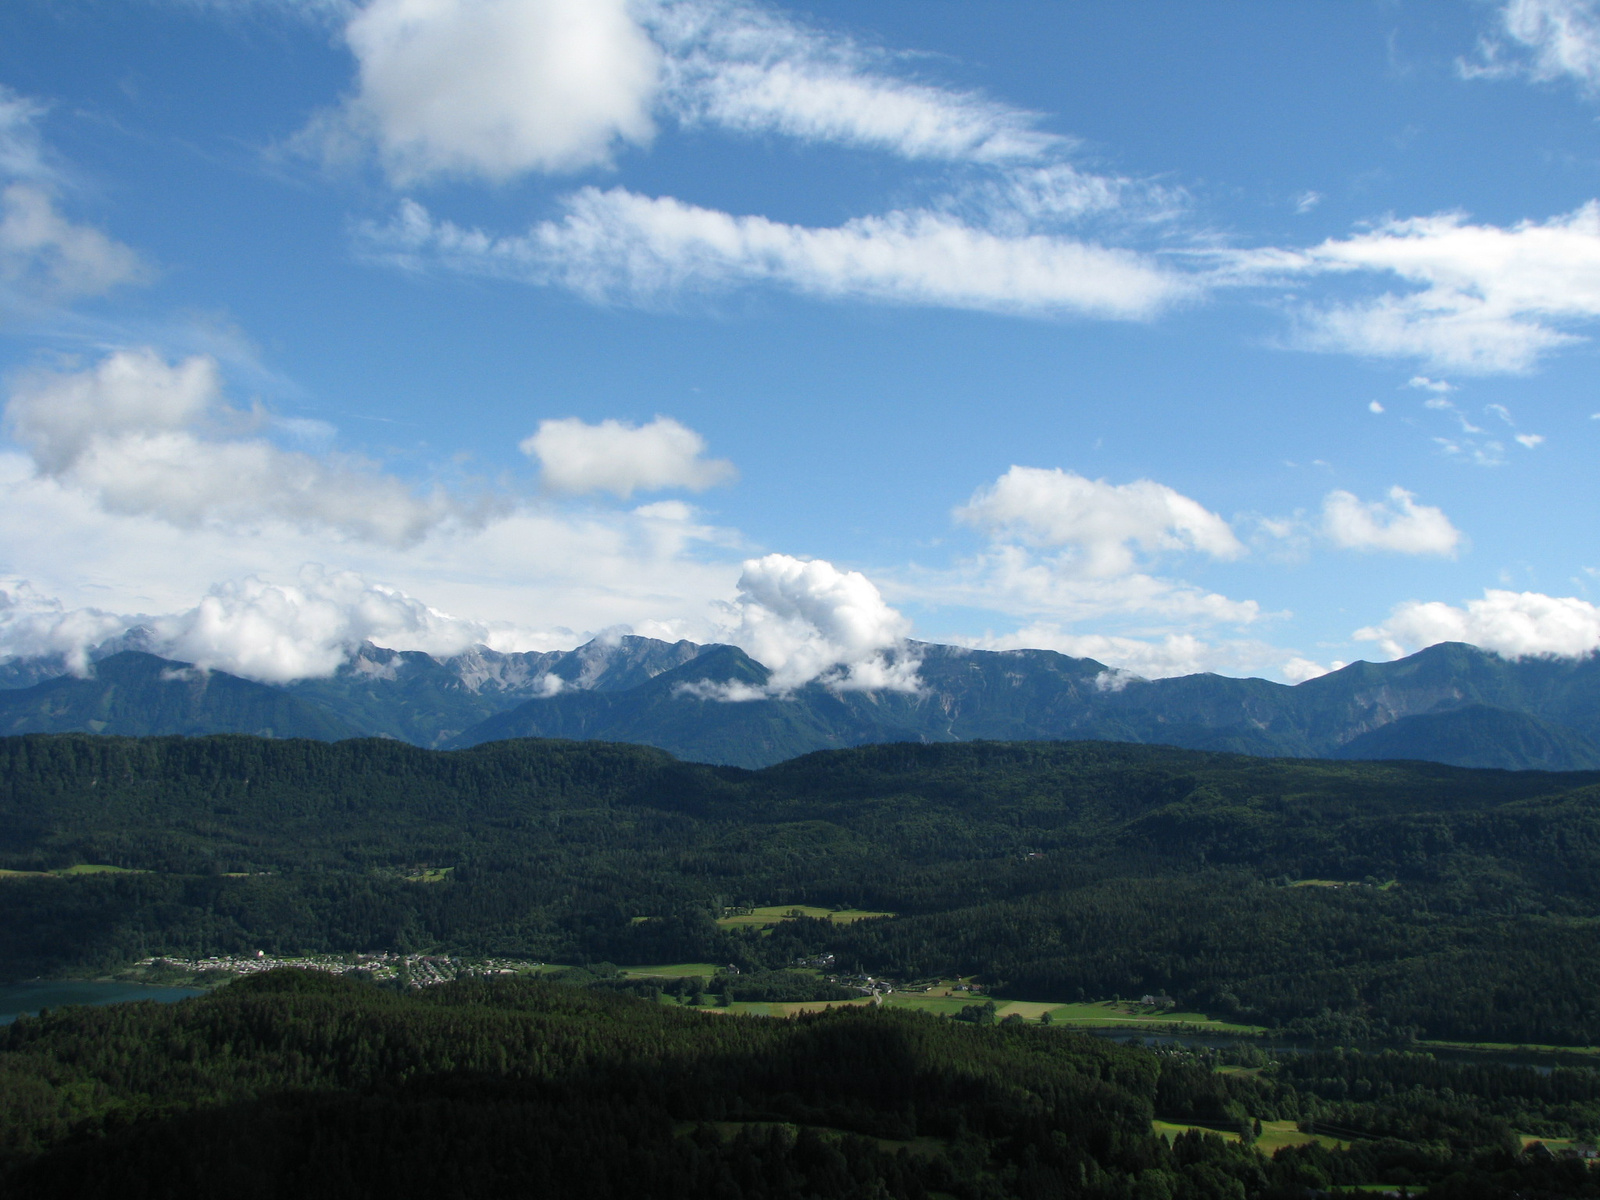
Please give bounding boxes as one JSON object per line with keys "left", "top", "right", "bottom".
{"left": 0, "top": 980, "right": 205, "bottom": 1024}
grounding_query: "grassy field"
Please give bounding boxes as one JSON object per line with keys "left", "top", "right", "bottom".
{"left": 403, "top": 867, "right": 454, "bottom": 883}
{"left": 1422, "top": 1038, "right": 1600, "bottom": 1058}
{"left": 614, "top": 965, "right": 1262, "bottom": 1032}
{"left": 1152, "top": 1119, "right": 1342, "bottom": 1153}
{"left": 1290, "top": 879, "right": 1396, "bottom": 891}
{"left": 714, "top": 905, "right": 896, "bottom": 929}
{"left": 1258, "top": 1120, "right": 1344, "bottom": 1152}
{"left": 0, "top": 863, "right": 140, "bottom": 878}
{"left": 1521, "top": 1135, "right": 1586, "bottom": 1151}
{"left": 620, "top": 962, "right": 724, "bottom": 979}
{"left": 881, "top": 992, "right": 1263, "bottom": 1034}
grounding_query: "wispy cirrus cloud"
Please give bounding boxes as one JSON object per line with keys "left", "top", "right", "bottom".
{"left": 1461, "top": 0, "right": 1600, "bottom": 94}
{"left": 361, "top": 189, "right": 1190, "bottom": 319}
{"left": 0, "top": 86, "right": 148, "bottom": 310}
{"left": 303, "top": 0, "right": 1070, "bottom": 185}
{"left": 313, "top": 0, "right": 1190, "bottom": 320}
{"left": 1231, "top": 202, "right": 1600, "bottom": 373}
{"left": 642, "top": 0, "right": 1063, "bottom": 164}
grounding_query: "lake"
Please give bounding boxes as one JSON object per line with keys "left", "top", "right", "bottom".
{"left": 0, "top": 980, "right": 205, "bottom": 1024}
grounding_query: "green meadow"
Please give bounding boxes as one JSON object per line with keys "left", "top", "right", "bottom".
{"left": 0, "top": 863, "right": 140, "bottom": 878}
{"left": 714, "top": 905, "right": 895, "bottom": 929}
{"left": 1152, "top": 1119, "right": 1343, "bottom": 1153}
{"left": 615, "top": 966, "right": 1264, "bottom": 1032}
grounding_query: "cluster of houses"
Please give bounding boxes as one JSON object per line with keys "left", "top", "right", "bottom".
{"left": 137, "top": 951, "right": 535, "bottom": 986}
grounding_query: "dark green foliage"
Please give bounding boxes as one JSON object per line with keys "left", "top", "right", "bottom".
{"left": 0, "top": 970, "right": 1176, "bottom": 1198}
{"left": 4, "top": 971, "right": 1600, "bottom": 1198}
{"left": 715, "top": 970, "right": 858, "bottom": 1003}
{"left": 5, "top": 733, "right": 1600, "bottom": 1042}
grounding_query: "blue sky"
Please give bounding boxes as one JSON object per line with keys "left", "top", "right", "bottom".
{"left": 1, "top": 0, "right": 1599, "bottom": 690}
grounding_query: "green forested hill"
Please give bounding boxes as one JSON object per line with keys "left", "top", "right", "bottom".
{"left": 3, "top": 733, "right": 1600, "bottom": 1043}
{"left": 5, "top": 969, "right": 1600, "bottom": 1198}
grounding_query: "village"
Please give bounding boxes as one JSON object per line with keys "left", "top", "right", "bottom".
{"left": 133, "top": 951, "right": 536, "bottom": 987}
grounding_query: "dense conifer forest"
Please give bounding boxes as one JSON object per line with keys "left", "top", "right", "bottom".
{"left": 3, "top": 733, "right": 1600, "bottom": 1044}
{"left": 4, "top": 970, "right": 1600, "bottom": 1198}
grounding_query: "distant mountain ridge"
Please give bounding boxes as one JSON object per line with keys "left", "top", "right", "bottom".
{"left": 1, "top": 635, "right": 1598, "bottom": 770}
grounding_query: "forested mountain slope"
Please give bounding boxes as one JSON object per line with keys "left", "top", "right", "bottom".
{"left": 4, "top": 733, "right": 1600, "bottom": 1043}
{"left": 8, "top": 968, "right": 1600, "bottom": 1198}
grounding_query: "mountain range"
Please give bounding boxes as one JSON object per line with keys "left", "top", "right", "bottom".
{"left": 2, "top": 633, "right": 1598, "bottom": 770}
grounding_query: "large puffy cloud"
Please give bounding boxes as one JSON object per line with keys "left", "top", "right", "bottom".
{"left": 888, "top": 468, "right": 1261, "bottom": 675}
{"left": 1321, "top": 487, "right": 1462, "bottom": 556}
{"left": 1356, "top": 589, "right": 1600, "bottom": 659}
{"left": 1464, "top": 0, "right": 1600, "bottom": 93}
{"left": 0, "top": 579, "right": 131, "bottom": 674}
{"left": 4, "top": 349, "right": 460, "bottom": 546}
{"left": 521, "top": 415, "right": 736, "bottom": 498}
{"left": 645, "top": 0, "right": 1061, "bottom": 163}
{"left": 1264, "top": 204, "right": 1600, "bottom": 373}
{"left": 0, "top": 568, "right": 562, "bottom": 684}
{"left": 145, "top": 569, "right": 497, "bottom": 682}
{"left": 315, "top": 0, "right": 661, "bottom": 183}
{"left": 702, "top": 554, "right": 918, "bottom": 696}
{"left": 956, "top": 467, "right": 1244, "bottom": 577}
{"left": 362, "top": 190, "right": 1189, "bottom": 319}
{"left": 0, "top": 441, "right": 744, "bottom": 661}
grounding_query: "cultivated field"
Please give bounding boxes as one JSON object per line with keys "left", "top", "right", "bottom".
{"left": 714, "top": 905, "right": 896, "bottom": 928}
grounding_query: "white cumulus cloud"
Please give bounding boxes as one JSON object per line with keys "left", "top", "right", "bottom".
{"left": 145, "top": 568, "right": 492, "bottom": 682}
{"left": 361, "top": 190, "right": 1189, "bottom": 319}
{"left": 4, "top": 348, "right": 460, "bottom": 546}
{"left": 521, "top": 415, "right": 736, "bottom": 498}
{"left": 1321, "top": 487, "right": 1462, "bottom": 556}
{"left": 1356, "top": 588, "right": 1600, "bottom": 659}
{"left": 0, "top": 579, "right": 132, "bottom": 674}
{"left": 0, "top": 568, "right": 518, "bottom": 684}
{"left": 310, "top": 0, "right": 661, "bottom": 183}
{"left": 889, "top": 468, "right": 1260, "bottom": 659}
{"left": 955, "top": 466, "right": 1244, "bottom": 577}
{"left": 707, "top": 553, "right": 919, "bottom": 696}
